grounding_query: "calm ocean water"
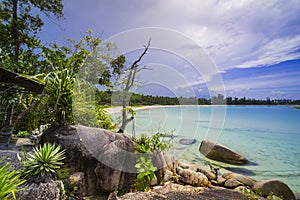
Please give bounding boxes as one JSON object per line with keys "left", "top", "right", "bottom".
{"left": 123, "top": 105, "right": 300, "bottom": 196}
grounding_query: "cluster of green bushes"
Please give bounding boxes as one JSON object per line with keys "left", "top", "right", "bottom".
{"left": 96, "top": 90, "right": 300, "bottom": 106}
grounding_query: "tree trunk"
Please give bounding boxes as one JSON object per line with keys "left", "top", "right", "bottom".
{"left": 12, "top": 0, "right": 19, "bottom": 64}
{"left": 118, "top": 100, "right": 133, "bottom": 133}
{"left": 4, "top": 0, "right": 20, "bottom": 130}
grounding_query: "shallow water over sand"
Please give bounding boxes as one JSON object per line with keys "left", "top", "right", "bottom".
{"left": 121, "top": 105, "right": 300, "bottom": 196}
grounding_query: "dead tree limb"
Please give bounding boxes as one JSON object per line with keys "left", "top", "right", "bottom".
{"left": 118, "top": 39, "right": 151, "bottom": 133}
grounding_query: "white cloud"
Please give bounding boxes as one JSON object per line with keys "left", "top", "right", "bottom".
{"left": 53, "top": 0, "right": 300, "bottom": 71}
{"left": 40, "top": 0, "right": 300, "bottom": 99}
{"left": 234, "top": 36, "right": 300, "bottom": 68}
{"left": 213, "top": 72, "right": 300, "bottom": 92}
{"left": 179, "top": 0, "right": 300, "bottom": 70}
{"left": 115, "top": 0, "right": 298, "bottom": 71}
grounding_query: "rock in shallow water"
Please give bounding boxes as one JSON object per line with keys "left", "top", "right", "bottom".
{"left": 199, "top": 140, "right": 249, "bottom": 165}
{"left": 179, "top": 138, "right": 197, "bottom": 145}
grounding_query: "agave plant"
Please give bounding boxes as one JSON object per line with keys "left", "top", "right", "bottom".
{"left": 0, "top": 158, "right": 26, "bottom": 200}
{"left": 19, "top": 143, "right": 66, "bottom": 179}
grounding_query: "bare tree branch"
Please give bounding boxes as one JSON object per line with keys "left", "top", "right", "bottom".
{"left": 130, "top": 38, "right": 151, "bottom": 70}
{"left": 118, "top": 39, "right": 151, "bottom": 133}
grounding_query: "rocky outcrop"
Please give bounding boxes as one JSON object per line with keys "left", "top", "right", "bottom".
{"left": 176, "top": 167, "right": 210, "bottom": 187}
{"left": 177, "top": 162, "right": 216, "bottom": 181}
{"left": 42, "top": 125, "right": 137, "bottom": 196}
{"left": 153, "top": 182, "right": 205, "bottom": 194}
{"left": 199, "top": 140, "right": 249, "bottom": 165}
{"left": 252, "top": 179, "right": 296, "bottom": 200}
{"left": 119, "top": 183, "right": 252, "bottom": 200}
{"left": 168, "top": 161, "right": 295, "bottom": 199}
{"left": 17, "top": 180, "right": 65, "bottom": 200}
{"left": 216, "top": 176, "right": 226, "bottom": 186}
{"left": 197, "top": 167, "right": 217, "bottom": 181}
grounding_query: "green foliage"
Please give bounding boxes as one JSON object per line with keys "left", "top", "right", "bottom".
{"left": 124, "top": 107, "right": 136, "bottom": 117}
{"left": 72, "top": 78, "right": 116, "bottom": 129}
{"left": 0, "top": 0, "right": 123, "bottom": 130}
{"left": 18, "top": 143, "right": 66, "bottom": 179}
{"left": 239, "top": 188, "right": 283, "bottom": 200}
{"left": 0, "top": 0, "right": 63, "bottom": 131}
{"left": 16, "top": 130, "right": 31, "bottom": 138}
{"left": 56, "top": 166, "right": 70, "bottom": 181}
{"left": 0, "top": 158, "right": 26, "bottom": 200}
{"left": 96, "top": 106, "right": 116, "bottom": 130}
{"left": 267, "top": 192, "right": 284, "bottom": 200}
{"left": 132, "top": 133, "right": 172, "bottom": 191}
{"left": 240, "top": 187, "right": 265, "bottom": 200}
{"left": 240, "top": 187, "right": 258, "bottom": 200}
{"left": 133, "top": 155, "right": 157, "bottom": 192}
{"left": 0, "top": 0, "right": 63, "bottom": 74}
{"left": 133, "top": 133, "right": 172, "bottom": 153}
{"left": 34, "top": 31, "right": 119, "bottom": 126}
{"left": 97, "top": 91, "right": 300, "bottom": 106}
{"left": 45, "top": 68, "right": 76, "bottom": 125}
{"left": 14, "top": 99, "right": 41, "bottom": 132}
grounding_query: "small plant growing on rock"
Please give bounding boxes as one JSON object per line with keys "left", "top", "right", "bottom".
{"left": 132, "top": 133, "right": 172, "bottom": 191}
{"left": 133, "top": 155, "right": 157, "bottom": 191}
{"left": 0, "top": 158, "right": 26, "bottom": 200}
{"left": 240, "top": 187, "right": 283, "bottom": 200}
{"left": 18, "top": 143, "right": 66, "bottom": 181}
{"left": 267, "top": 192, "right": 284, "bottom": 200}
{"left": 16, "top": 130, "right": 31, "bottom": 138}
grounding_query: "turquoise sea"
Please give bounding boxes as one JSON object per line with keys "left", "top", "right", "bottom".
{"left": 123, "top": 105, "right": 300, "bottom": 197}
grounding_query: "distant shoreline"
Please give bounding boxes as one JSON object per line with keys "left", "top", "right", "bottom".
{"left": 104, "top": 104, "right": 300, "bottom": 114}
{"left": 104, "top": 105, "right": 182, "bottom": 114}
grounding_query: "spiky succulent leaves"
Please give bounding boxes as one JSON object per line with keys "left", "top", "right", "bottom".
{"left": 0, "top": 158, "right": 26, "bottom": 200}
{"left": 21, "top": 143, "right": 66, "bottom": 179}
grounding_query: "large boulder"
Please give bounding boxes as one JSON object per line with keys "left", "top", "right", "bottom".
{"left": 199, "top": 140, "right": 249, "bottom": 165}
{"left": 42, "top": 125, "right": 137, "bottom": 196}
{"left": 252, "top": 179, "right": 296, "bottom": 200}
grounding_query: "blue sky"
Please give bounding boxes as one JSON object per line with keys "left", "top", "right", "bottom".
{"left": 39, "top": 0, "right": 300, "bottom": 99}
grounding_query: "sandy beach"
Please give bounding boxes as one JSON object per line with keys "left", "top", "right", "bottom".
{"left": 104, "top": 105, "right": 184, "bottom": 114}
